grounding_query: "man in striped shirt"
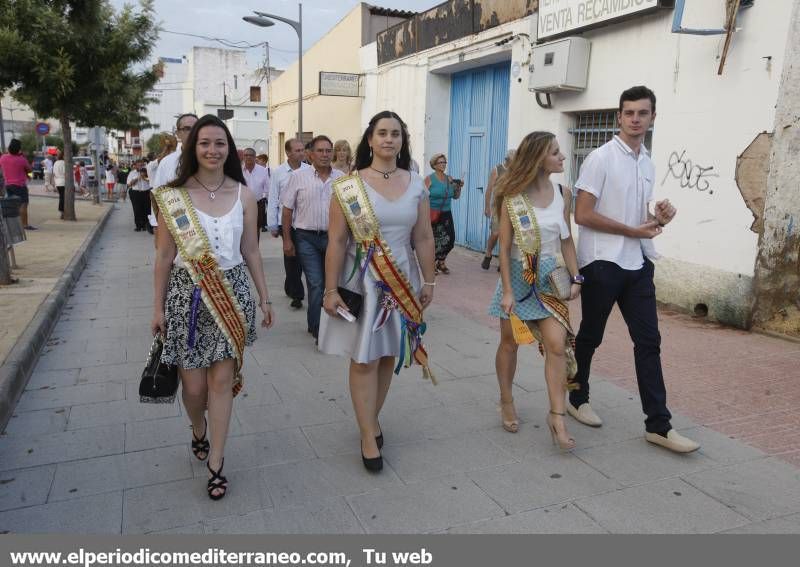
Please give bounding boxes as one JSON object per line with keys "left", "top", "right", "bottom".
{"left": 281, "top": 135, "right": 344, "bottom": 340}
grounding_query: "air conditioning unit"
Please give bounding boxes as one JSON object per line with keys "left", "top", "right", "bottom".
{"left": 528, "top": 37, "right": 590, "bottom": 93}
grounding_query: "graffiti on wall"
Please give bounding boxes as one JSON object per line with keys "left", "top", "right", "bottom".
{"left": 661, "top": 150, "right": 720, "bottom": 194}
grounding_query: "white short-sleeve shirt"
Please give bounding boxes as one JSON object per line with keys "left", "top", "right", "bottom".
{"left": 242, "top": 163, "right": 270, "bottom": 200}
{"left": 267, "top": 161, "right": 311, "bottom": 229}
{"left": 575, "top": 136, "right": 658, "bottom": 270}
{"left": 153, "top": 147, "right": 181, "bottom": 189}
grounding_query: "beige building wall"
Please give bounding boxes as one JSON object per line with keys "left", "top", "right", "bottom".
{"left": 269, "top": 6, "right": 364, "bottom": 164}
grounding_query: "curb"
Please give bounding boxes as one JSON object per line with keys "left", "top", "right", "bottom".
{"left": 0, "top": 205, "right": 115, "bottom": 432}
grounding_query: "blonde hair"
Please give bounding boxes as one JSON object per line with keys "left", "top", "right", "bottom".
{"left": 429, "top": 153, "right": 446, "bottom": 168}
{"left": 157, "top": 132, "right": 178, "bottom": 162}
{"left": 493, "top": 131, "right": 556, "bottom": 218}
{"left": 333, "top": 139, "right": 352, "bottom": 166}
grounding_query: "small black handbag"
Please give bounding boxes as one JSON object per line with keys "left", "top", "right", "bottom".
{"left": 337, "top": 287, "right": 363, "bottom": 319}
{"left": 139, "top": 335, "right": 179, "bottom": 403}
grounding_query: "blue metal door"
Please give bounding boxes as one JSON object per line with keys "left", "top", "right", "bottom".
{"left": 448, "top": 62, "right": 510, "bottom": 251}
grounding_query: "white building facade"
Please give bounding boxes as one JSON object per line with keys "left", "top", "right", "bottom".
{"left": 362, "top": 0, "right": 794, "bottom": 328}
{"left": 140, "top": 48, "right": 271, "bottom": 152}
{"left": 187, "top": 47, "right": 270, "bottom": 150}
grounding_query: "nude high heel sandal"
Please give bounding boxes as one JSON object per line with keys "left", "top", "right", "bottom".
{"left": 547, "top": 410, "right": 576, "bottom": 450}
{"left": 500, "top": 397, "right": 519, "bottom": 433}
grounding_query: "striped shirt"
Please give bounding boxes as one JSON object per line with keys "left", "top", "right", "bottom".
{"left": 280, "top": 166, "right": 344, "bottom": 231}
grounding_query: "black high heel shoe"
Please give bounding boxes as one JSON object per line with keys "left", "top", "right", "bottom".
{"left": 191, "top": 418, "right": 209, "bottom": 461}
{"left": 376, "top": 424, "right": 384, "bottom": 449}
{"left": 207, "top": 459, "right": 228, "bottom": 500}
{"left": 361, "top": 441, "right": 383, "bottom": 472}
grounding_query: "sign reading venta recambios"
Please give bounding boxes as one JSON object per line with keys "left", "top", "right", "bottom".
{"left": 319, "top": 72, "right": 360, "bottom": 97}
{"left": 538, "top": 0, "right": 666, "bottom": 40}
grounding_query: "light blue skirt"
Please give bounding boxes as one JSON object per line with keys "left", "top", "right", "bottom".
{"left": 488, "top": 256, "right": 559, "bottom": 321}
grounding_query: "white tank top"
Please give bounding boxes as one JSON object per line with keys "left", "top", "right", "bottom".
{"left": 174, "top": 184, "right": 245, "bottom": 270}
{"left": 511, "top": 185, "right": 570, "bottom": 260}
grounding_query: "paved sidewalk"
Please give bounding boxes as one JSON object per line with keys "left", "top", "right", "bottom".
{"left": 0, "top": 193, "right": 107, "bottom": 362}
{"left": 1, "top": 209, "right": 800, "bottom": 534}
{"left": 438, "top": 247, "right": 800, "bottom": 468}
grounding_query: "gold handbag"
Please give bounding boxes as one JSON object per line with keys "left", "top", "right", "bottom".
{"left": 548, "top": 266, "right": 573, "bottom": 300}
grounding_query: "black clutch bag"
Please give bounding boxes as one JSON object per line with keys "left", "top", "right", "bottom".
{"left": 139, "top": 335, "right": 179, "bottom": 404}
{"left": 337, "top": 287, "right": 363, "bottom": 319}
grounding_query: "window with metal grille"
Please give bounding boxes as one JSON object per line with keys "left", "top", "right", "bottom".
{"left": 569, "top": 109, "right": 654, "bottom": 185}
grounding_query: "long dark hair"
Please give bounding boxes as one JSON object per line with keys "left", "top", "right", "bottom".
{"left": 354, "top": 111, "right": 411, "bottom": 171}
{"left": 169, "top": 114, "right": 245, "bottom": 188}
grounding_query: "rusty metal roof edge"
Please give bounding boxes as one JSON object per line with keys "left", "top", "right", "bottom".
{"left": 365, "top": 3, "right": 417, "bottom": 19}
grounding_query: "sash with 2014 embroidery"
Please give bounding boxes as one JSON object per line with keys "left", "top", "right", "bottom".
{"left": 505, "top": 193, "right": 578, "bottom": 390}
{"left": 154, "top": 186, "right": 247, "bottom": 396}
{"left": 332, "top": 174, "right": 436, "bottom": 384}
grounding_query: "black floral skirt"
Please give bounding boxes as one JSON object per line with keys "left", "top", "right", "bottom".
{"left": 432, "top": 210, "right": 455, "bottom": 261}
{"left": 161, "top": 263, "right": 257, "bottom": 369}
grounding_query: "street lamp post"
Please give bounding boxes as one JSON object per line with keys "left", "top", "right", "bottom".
{"left": 243, "top": 3, "right": 303, "bottom": 139}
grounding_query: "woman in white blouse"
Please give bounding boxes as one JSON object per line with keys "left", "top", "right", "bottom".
{"left": 151, "top": 115, "right": 274, "bottom": 500}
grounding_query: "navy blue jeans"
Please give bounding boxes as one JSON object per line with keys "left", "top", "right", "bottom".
{"left": 280, "top": 227, "right": 304, "bottom": 301}
{"left": 294, "top": 229, "right": 328, "bottom": 337}
{"left": 571, "top": 259, "right": 672, "bottom": 434}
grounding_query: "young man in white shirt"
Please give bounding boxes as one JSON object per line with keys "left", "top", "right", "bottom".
{"left": 268, "top": 138, "right": 311, "bottom": 310}
{"left": 572, "top": 85, "right": 699, "bottom": 453}
{"left": 281, "top": 135, "right": 344, "bottom": 340}
{"left": 153, "top": 113, "right": 197, "bottom": 188}
{"left": 241, "top": 147, "right": 270, "bottom": 242}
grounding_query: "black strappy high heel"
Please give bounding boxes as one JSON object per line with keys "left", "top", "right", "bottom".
{"left": 207, "top": 459, "right": 228, "bottom": 500}
{"left": 191, "top": 418, "right": 209, "bottom": 461}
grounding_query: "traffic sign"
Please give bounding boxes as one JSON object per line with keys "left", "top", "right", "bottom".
{"left": 35, "top": 122, "right": 50, "bottom": 135}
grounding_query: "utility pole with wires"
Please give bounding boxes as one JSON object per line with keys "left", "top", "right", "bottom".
{"left": 219, "top": 80, "right": 233, "bottom": 121}
{"left": 265, "top": 42, "right": 273, "bottom": 119}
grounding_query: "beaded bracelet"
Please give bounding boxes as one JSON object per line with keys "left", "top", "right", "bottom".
{"left": 423, "top": 281, "right": 436, "bottom": 287}
{"left": 323, "top": 288, "right": 338, "bottom": 297}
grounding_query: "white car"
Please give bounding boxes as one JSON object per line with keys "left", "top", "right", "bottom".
{"left": 72, "top": 156, "right": 96, "bottom": 181}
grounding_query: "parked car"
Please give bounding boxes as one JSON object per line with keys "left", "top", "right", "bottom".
{"left": 31, "top": 156, "right": 46, "bottom": 180}
{"left": 72, "top": 156, "right": 96, "bottom": 182}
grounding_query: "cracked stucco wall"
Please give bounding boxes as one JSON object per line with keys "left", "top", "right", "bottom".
{"left": 752, "top": 0, "right": 800, "bottom": 337}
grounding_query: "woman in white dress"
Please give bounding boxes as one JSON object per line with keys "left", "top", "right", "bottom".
{"left": 319, "top": 111, "right": 436, "bottom": 471}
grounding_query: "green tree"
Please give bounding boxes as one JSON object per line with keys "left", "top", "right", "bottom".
{"left": 145, "top": 134, "right": 162, "bottom": 156}
{"left": 19, "top": 132, "right": 39, "bottom": 158}
{"left": 0, "top": 0, "right": 160, "bottom": 221}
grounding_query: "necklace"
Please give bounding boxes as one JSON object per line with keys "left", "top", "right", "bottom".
{"left": 193, "top": 175, "right": 225, "bottom": 200}
{"left": 369, "top": 165, "right": 398, "bottom": 180}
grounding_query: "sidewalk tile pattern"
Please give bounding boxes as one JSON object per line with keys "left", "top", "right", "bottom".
{"left": 1, "top": 210, "right": 799, "bottom": 533}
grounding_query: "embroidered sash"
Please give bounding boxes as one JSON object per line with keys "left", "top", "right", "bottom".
{"left": 153, "top": 186, "right": 247, "bottom": 396}
{"left": 332, "top": 174, "right": 436, "bottom": 384}
{"left": 504, "top": 193, "right": 578, "bottom": 390}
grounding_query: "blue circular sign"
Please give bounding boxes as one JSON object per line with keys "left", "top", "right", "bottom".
{"left": 35, "top": 122, "right": 50, "bottom": 135}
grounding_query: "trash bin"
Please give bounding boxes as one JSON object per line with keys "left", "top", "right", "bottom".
{"left": 0, "top": 196, "right": 26, "bottom": 245}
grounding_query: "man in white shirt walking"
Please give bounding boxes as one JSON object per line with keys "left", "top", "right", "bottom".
{"left": 269, "top": 138, "right": 310, "bottom": 310}
{"left": 281, "top": 135, "right": 344, "bottom": 340}
{"left": 153, "top": 113, "right": 197, "bottom": 188}
{"left": 572, "top": 85, "right": 699, "bottom": 454}
{"left": 43, "top": 155, "right": 54, "bottom": 192}
{"left": 241, "top": 147, "right": 270, "bottom": 241}
{"left": 126, "top": 159, "right": 152, "bottom": 233}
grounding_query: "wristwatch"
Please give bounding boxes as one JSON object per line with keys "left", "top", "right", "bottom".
{"left": 571, "top": 274, "right": 585, "bottom": 285}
